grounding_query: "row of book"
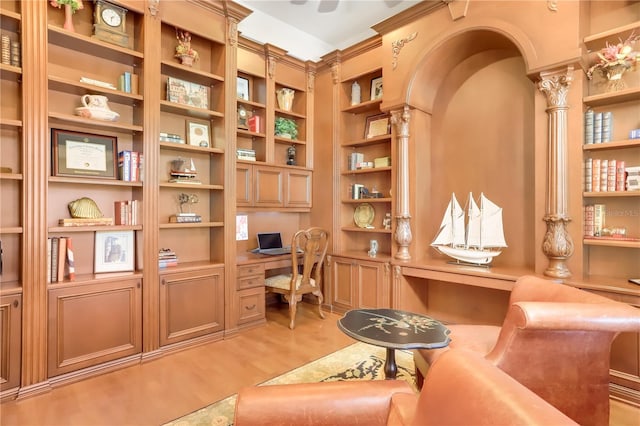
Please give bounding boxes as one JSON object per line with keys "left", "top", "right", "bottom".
{"left": 1, "top": 34, "right": 20, "bottom": 67}
{"left": 159, "top": 132, "right": 185, "bottom": 144}
{"left": 47, "top": 237, "right": 75, "bottom": 283}
{"left": 158, "top": 248, "right": 178, "bottom": 268}
{"left": 237, "top": 148, "right": 257, "bottom": 161}
{"left": 348, "top": 153, "right": 391, "bottom": 171}
{"left": 584, "top": 159, "right": 639, "bottom": 192}
{"left": 584, "top": 110, "right": 613, "bottom": 144}
{"left": 583, "top": 205, "right": 633, "bottom": 240}
{"left": 118, "top": 150, "right": 143, "bottom": 182}
{"left": 117, "top": 71, "right": 139, "bottom": 95}
{"left": 114, "top": 200, "right": 141, "bottom": 226}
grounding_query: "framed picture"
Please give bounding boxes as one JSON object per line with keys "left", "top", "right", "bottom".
{"left": 167, "top": 77, "right": 209, "bottom": 109}
{"left": 370, "top": 77, "right": 383, "bottom": 100}
{"left": 186, "top": 119, "right": 211, "bottom": 147}
{"left": 237, "top": 76, "right": 250, "bottom": 101}
{"left": 364, "top": 113, "right": 391, "bottom": 139}
{"left": 52, "top": 129, "right": 117, "bottom": 179}
{"left": 94, "top": 230, "right": 135, "bottom": 273}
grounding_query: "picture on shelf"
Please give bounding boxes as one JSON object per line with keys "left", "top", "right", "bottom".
{"left": 237, "top": 76, "right": 250, "bottom": 100}
{"left": 370, "top": 77, "right": 383, "bottom": 100}
{"left": 364, "top": 113, "right": 390, "bottom": 139}
{"left": 167, "top": 77, "right": 209, "bottom": 109}
{"left": 186, "top": 119, "right": 211, "bottom": 147}
{"left": 94, "top": 230, "right": 135, "bottom": 273}
{"left": 51, "top": 129, "right": 117, "bottom": 179}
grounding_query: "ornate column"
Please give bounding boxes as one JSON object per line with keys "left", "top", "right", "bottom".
{"left": 537, "top": 67, "right": 574, "bottom": 278}
{"left": 390, "top": 106, "right": 412, "bottom": 260}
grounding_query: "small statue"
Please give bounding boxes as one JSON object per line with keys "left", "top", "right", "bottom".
{"left": 383, "top": 213, "right": 392, "bottom": 230}
{"left": 287, "top": 145, "right": 296, "bottom": 166}
{"left": 178, "top": 193, "right": 199, "bottom": 214}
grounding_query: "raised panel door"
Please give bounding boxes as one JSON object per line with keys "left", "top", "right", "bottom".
{"left": 356, "top": 260, "right": 389, "bottom": 309}
{"left": 159, "top": 267, "right": 224, "bottom": 347}
{"left": 236, "top": 164, "right": 253, "bottom": 206}
{"left": 47, "top": 279, "right": 142, "bottom": 377}
{"left": 284, "top": 169, "right": 312, "bottom": 208}
{"left": 330, "top": 257, "right": 356, "bottom": 312}
{"left": 254, "top": 166, "right": 283, "bottom": 207}
{"left": 0, "top": 294, "right": 21, "bottom": 392}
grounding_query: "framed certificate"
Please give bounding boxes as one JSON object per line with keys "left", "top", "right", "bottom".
{"left": 364, "top": 113, "right": 391, "bottom": 139}
{"left": 52, "top": 129, "right": 117, "bottom": 179}
{"left": 186, "top": 119, "right": 211, "bottom": 147}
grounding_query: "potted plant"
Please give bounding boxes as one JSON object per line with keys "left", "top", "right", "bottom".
{"left": 275, "top": 117, "right": 298, "bottom": 140}
{"left": 49, "top": 0, "right": 84, "bottom": 32}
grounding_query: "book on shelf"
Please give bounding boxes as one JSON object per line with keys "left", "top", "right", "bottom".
{"left": 585, "top": 111, "right": 613, "bottom": 145}
{"left": 118, "top": 150, "right": 143, "bottom": 182}
{"left": 627, "top": 166, "right": 640, "bottom": 191}
{"left": 168, "top": 178, "right": 202, "bottom": 185}
{"left": 591, "top": 158, "right": 600, "bottom": 192}
{"left": 66, "top": 237, "right": 75, "bottom": 281}
{"left": 47, "top": 236, "right": 73, "bottom": 283}
{"left": 237, "top": 148, "right": 257, "bottom": 161}
{"left": 374, "top": 156, "right": 391, "bottom": 168}
{"left": 616, "top": 160, "right": 626, "bottom": 191}
{"left": 348, "top": 152, "right": 364, "bottom": 171}
{"left": 351, "top": 183, "right": 364, "bottom": 199}
{"left": 159, "top": 133, "right": 185, "bottom": 144}
{"left": 59, "top": 218, "right": 114, "bottom": 226}
{"left": 248, "top": 116, "right": 261, "bottom": 133}
{"left": 584, "top": 109, "right": 594, "bottom": 144}
{"left": 601, "top": 112, "right": 613, "bottom": 143}
{"left": 158, "top": 248, "right": 178, "bottom": 268}
{"left": 584, "top": 158, "right": 592, "bottom": 192}
{"left": 167, "top": 77, "right": 209, "bottom": 109}
{"left": 583, "top": 205, "right": 594, "bottom": 237}
{"left": 593, "top": 112, "right": 602, "bottom": 144}
{"left": 594, "top": 204, "right": 606, "bottom": 237}
{"left": 80, "top": 76, "right": 117, "bottom": 90}
{"left": 50, "top": 237, "right": 59, "bottom": 283}
{"left": 169, "top": 214, "right": 202, "bottom": 223}
{"left": 114, "top": 200, "right": 140, "bottom": 226}
{"left": 57, "top": 237, "right": 67, "bottom": 283}
{"left": 47, "top": 238, "right": 52, "bottom": 283}
{"left": 630, "top": 129, "right": 640, "bottom": 140}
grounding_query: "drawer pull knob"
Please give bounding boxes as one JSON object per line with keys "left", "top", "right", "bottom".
{"left": 245, "top": 304, "right": 256, "bottom": 310}
{"left": 13, "top": 299, "right": 19, "bottom": 308}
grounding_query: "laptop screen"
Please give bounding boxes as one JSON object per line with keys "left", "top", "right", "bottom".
{"left": 257, "top": 232, "right": 283, "bottom": 250}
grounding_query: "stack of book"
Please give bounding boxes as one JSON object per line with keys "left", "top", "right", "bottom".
{"left": 374, "top": 156, "right": 391, "bottom": 167}
{"left": 47, "top": 237, "right": 75, "bottom": 282}
{"left": 237, "top": 148, "right": 257, "bottom": 161}
{"left": 159, "top": 132, "right": 185, "bottom": 144}
{"left": 158, "top": 248, "right": 178, "bottom": 268}
{"left": 118, "top": 71, "right": 139, "bottom": 94}
{"left": 584, "top": 109, "right": 613, "bottom": 144}
{"left": 248, "top": 116, "right": 261, "bottom": 133}
{"left": 351, "top": 183, "right": 364, "bottom": 199}
{"left": 583, "top": 204, "right": 606, "bottom": 237}
{"left": 627, "top": 166, "right": 640, "bottom": 191}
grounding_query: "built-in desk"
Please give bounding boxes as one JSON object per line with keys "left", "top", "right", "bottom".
{"left": 235, "top": 252, "right": 300, "bottom": 329}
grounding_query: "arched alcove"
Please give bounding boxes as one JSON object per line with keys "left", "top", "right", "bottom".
{"left": 406, "top": 30, "right": 536, "bottom": 268}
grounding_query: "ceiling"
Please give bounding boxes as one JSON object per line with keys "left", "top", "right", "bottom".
{"left": 234, "top": 0, "right": 422, "bottom": 62}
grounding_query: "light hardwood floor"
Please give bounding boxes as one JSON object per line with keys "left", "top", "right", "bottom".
{"left": 1, "top": 304, "right": 638, "bottom": 425}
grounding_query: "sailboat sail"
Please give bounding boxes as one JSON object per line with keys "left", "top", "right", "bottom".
{"left": 431, "top": 192, "right": 507, "bottom": 265}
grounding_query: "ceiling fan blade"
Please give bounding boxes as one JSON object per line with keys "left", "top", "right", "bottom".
{"left": 291, "top": 0, "right": 307, "bottom": 5}
{"left": 384, "top": 0, "right": 403, "bottom": 7}
{"left": 318, "top": 0, "right": 339, "bottom": 13}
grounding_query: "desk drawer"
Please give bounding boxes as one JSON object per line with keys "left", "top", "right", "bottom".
{"left": 238, "top": 287, "right": 266, "bottom": 325}
{"left": 238, "top": 263, "right": 265, "bottom": 278}
{"left": 238, "top": 275, "right": 265, "bottom": 290}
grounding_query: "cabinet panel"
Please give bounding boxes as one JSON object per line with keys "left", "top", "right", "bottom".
{"left": 159, "top": 267, "right": 224, "bottom": 347}
{"left": 330, "top": 257, "right": 357, "bottom": 311}
{"left": 285, "top": 169, "right": 312, "bottom": 208}
{"left": 47, "top": 279, "right": 142, "bottom": 377}
{"left": 356, "top": 261, "right": 388, "bottom": 309}
{"left": 254, "top": 166, "right": 283, "bottom": 207}
{"left": 0, "top": 294, "right": 21, "bottom": 392}
{"left": 236, "top": 164, "right": 253, "bottom": 206}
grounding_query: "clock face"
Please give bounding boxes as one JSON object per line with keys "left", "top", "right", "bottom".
{"left": 101, "top": 8, "right": 122, "bottom": 27}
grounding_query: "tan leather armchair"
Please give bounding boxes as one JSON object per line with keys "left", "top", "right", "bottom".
{"left": 414, "top": 275, "right": 640, "bottom": 426}
{"left": 235, "top": 348, "right": 577, "bottom": 425}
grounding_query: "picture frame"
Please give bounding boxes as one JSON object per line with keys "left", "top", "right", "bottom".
{"left": 167, "top": 77, "right": 209, "bottom": 109}
{"left": 364, "top": 113, "right": 391, "bottom": 139}
{"left": 237, "top": 76, "right": 250, "bottom": 101}
{"left": 94, "top": 230, "right": 135, "bottom": 273}
{"left": 370, "top": 77, "right": 383, "bottom": 100}
{"left": 186, "top": 119, "right": 211, "bottom": 147}
{"left": 52, "top": 129, "right": 117, "bottom": 179}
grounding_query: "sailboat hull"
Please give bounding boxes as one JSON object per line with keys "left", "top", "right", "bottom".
{"left": 434, "top": 246, "right": 502, "bottom": 266}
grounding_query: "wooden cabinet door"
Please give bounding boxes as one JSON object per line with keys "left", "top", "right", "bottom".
{"left": 0, "top": 294, "right": 21, "bottom": 392}
{"left": 254, "top": 166, "right": 283, "bottom": 207}
{"left": 356, "top": 260, "right": 389, "bottom": 309}
{"left": 236, "top": 164, "right": 253, "bottom": 206}
{"left": 159, "top": 267, "right": 224, "bottom": 347}
{"left": 48, "top": 279, "right": 142, "bottom": 377}
{"left": 330, "top": 257, "right": 357, "bottom": 312}
{"left": 284, "top": 169, "right": 312, "bottom": 208}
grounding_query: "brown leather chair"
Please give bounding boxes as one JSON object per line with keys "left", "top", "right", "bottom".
{"left": 414, "top": 275, "right": 640, "bottom": 426}
{"left": 265, "top": 227, "right": 329, "bottom": 329}
{"left": 235, "top": 348, "right": 578, "bottom": 425}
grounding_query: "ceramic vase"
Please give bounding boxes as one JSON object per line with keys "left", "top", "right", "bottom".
{"left": 276, "top": 88, "right": 295, "bottom": 111}
{"left": 63, "top": 4, "right": 75, "bottom": 32}
{"left": 604, "top": 63, "right": 628, "bottom": 92}
{"left": 180, "top": 54, "right": 195, "bottom": 67}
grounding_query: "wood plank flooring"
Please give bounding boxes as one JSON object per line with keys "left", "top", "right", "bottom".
{"left": 1, "top": 304, "right": 638, "bottom": 425}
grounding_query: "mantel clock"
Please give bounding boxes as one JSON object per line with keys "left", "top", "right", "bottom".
{"left": 92, "top": 0, "right": 129, "bottom": 48}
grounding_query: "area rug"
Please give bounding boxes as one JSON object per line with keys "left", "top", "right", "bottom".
{"left": 164, "top": 342, "right": 415, "bottom": 426}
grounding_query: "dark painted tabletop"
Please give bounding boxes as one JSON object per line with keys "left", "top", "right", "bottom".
{"left": 338, "top": 308, "right": 451, "bottom": 350}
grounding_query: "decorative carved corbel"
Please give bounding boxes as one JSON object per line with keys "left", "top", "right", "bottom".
{"left": 392, "top": 32, "right": 417, "bottom": 70}
{"left": 148, "top": 0, "right": 159, "bottom": 17}
{"left": 330, "top": 62, "right": 340, "bottom": 84}
{"left": 307, "top": 70, "right": 315, "bottom": 93}
{"left": 447, "top": 0, "right": 469, "bottom": 20}
{"left": 267, "top": 56, "right": 276, "bottom": 80}
{"left": 547, "top": 1, "right": 558, "bottom": 12}
{"left": 537, "top": 66, "right": 574, "bottom": 278}
{"left": 228, "top": 19, "right": 238, "bottom": 47}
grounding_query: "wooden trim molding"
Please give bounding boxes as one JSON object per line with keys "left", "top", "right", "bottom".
{"left": 391, "top": 106, "right": 412, "bottom": 260}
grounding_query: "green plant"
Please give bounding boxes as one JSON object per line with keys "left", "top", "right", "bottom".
{"left": 49, "top": 0, "right": 84, "bottom": 13}
{"left": 175, "top": 29, "right": 199, "bottom": 62}
{"left": 275, "top": 117, "right": 298, "bottom": 140}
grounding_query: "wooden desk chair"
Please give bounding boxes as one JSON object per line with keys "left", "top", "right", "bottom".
{"left": 265, "top": 227, "right": 329, "bottom": 329}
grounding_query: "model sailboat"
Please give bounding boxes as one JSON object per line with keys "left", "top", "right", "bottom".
{"left": 431, "top": 192, "right": 507, "bottom": 266}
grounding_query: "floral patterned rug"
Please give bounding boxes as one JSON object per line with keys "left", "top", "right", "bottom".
{"left": 164, "top": 342, "right": 416, "bottom": 426}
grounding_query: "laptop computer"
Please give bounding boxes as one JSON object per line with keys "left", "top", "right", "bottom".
{"left": 255, "top": 232, "right": 292, "bottom": 255}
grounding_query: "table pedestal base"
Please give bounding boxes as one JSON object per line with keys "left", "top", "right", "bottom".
{"left": 384, "top": 348, "right": 397, "bottom": 380}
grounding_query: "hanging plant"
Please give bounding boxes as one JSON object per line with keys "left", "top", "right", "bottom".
{"left": 275, "top": 117, "right": 298, "bottom": 140}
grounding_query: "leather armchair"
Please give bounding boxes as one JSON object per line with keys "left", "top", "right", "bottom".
{"left": 235, "top": 348, "right": 577, "bottom": 425}
{"left": 414, "top": 275, "right": 640, "bottom": 426}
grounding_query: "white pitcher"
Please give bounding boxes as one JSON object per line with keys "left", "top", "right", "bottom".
{"left": 82, "top": 94, "right": 112, "bottom": 111}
